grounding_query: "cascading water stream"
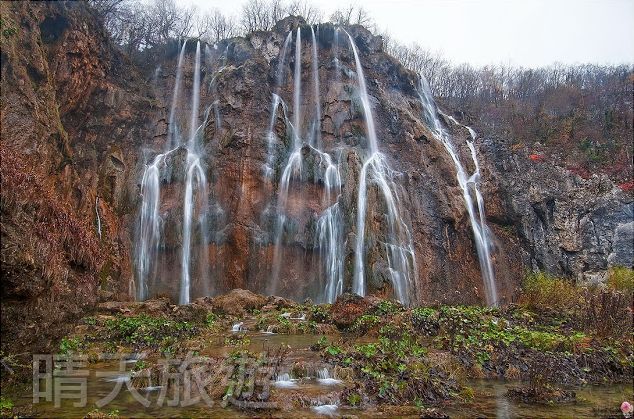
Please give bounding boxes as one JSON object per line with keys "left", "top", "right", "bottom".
{"left": 267, "top": 28, "right": 345, "bottom": 303}
{"left": 137, "top": 40, "right": 189, "bottom": 300}
{"left": 314, "top": 149, "right": 343, "bottom": 303}
{"left": 180, "top": 41, "right": 212, "bottom": 305}
{"left": 345, "top": 31, "right": 417, "bottom": 305}
{"left": 292, "top": 27, "right": 302, "bottom": 148}
{"left": 417, "top": 76, "right": 498, "bottom": 306}
{"left": 310, "top": 26, "right": 321, "bottom": 147}
{"left": 137, "top": 39, "right": 214, "bottom": 304}
{"left": 269, "top": 29, "right": 305, "bottom": 295}
{"left": 188, "top": 41, "right": 201, "bottom": 149}
{"left": 333, "top": 28, "right": 342, "bottom": 85}
{"left": 264, "top": 32, "right": 292, "bottom": 178}
{"left": 137, "top": 153, "right": 166, "bottom": 301}
{"left": 345, "top": 31, "right": 378, "bottom": 153}
{"left": 166, "top": 40, "right": 188, "bottom": 151}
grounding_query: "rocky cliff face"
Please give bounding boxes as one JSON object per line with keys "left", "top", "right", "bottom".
{"left": 1, "top": 5, "right": 631, "bottom": 353}
{"left": 481, "top": 139, "right": 633, "bottom": 285}
{"left": 136, "top": 19, "right": 524, "bottom": 306}
{"left": 0, "top": 1, "right": 162, "bottom": 353}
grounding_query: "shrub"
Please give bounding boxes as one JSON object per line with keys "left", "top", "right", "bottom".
{"left": 519, "top": 272, "right": 581, "bottom": 312}
{"left": 607, "top": 266, "right": 634, "bottom": 293}
{"left": 580, "top": 289, "right": 632, "bottom": 338}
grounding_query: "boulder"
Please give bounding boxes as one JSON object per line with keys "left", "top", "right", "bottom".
{"left": 329, "top": 293, "right": 381, "bottom": 329}
{"left": 209, "top": 289, "right": 267, "bottom": 316}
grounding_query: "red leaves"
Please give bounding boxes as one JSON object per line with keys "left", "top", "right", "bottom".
{"left": 529, "top": 154, "right": 545, "bottom": 162}
{"left": 618, "top": 181, "right": 634, "bottom": 193}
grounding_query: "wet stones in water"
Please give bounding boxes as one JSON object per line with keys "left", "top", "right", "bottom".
{"left": 507, "top": 386, "right": 576, "bottom": 404}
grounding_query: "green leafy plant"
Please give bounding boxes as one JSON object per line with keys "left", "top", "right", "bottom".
{"left": 59, "top": 337, "right": 82, "bottom": 354}
{"left": 0, "top": 396, "right": 14, "bottom": 416}
{"left": 347, "top": 392, "right": 361, "bottom": 406}
{"left": 205, "top": 312, "right": 218, "bottom": 327}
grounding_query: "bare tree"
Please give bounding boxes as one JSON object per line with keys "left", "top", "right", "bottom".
{"left": 196, "top": 9, "right": 239, "bottom": 43}
{"left": 145, "top": 0, "right": 195, "bottom": 45}
{"left": 88, "top": 0, "right": 128, "bottom": 20}
{"left": 286, "top": 0, "right": 323, "bottom": 24}
{"left": 330, "top": 5, "right": 373, "bottom": 28}
{"left": 241, "top": 0, "right": 274, "bottom": 32}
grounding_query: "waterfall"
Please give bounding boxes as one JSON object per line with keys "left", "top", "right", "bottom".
{"left": 179, "top": 41, "right": 212, "bottom": 305}
{"left": 95, "top": 196, "right": 102, "bottom": 240}
{"left": 354, "top": 154, "right": 417, "bottom": 304}
{"left": 274, "top": 373, "right": 298, "bottom": 388}
{"left": 180, "top": 154, "right": 210, "bottom": 305}
{"left": 166, "top": 40, "right": 188, "bottom": 151}
{"left": 345, "top": 32, "right": 378, "bottom": 153}
{"left": 208, "top": 45, "right": 229, "bottom": 135}
{"left": 188, "top": 41, "right": 201, "bottom": 149}
{"left": 318, "top": 203, "right": 343, "bottom": 303}
{"left": 345, "top": 31, "right": 417, "bottom": 305}
{"left": 310, "top": 25, "right": 321, "bottom": 147}
{"left": 316, "top": 367, "right": 341, "bottom": 385}
{"left": 293, "top": 27, "right": 302, "bottom": 147}
{"left": 136, "top": 153, "right": 165, "bottom": 301}
{"left": 417, "top": 77, "right": 498, "bottom": 306}
{"left": 266, "top": 29, "right": 346, "bottom": 303}
{"left": 137, "top": 39, "right": 215, "bottom": 304}
{"left": 264, "top": 32, "right": 292, "bottom": 178}
{"left": 269, "top": 29, "right": 305, "bottom": 296}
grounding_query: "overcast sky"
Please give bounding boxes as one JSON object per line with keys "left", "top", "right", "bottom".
{"left": 183, "top": 0, "right": 634, "bottom": 67}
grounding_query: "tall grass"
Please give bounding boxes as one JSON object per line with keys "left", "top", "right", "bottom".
{"left": 519, "top": 270, "right": 632, "bottom": 338}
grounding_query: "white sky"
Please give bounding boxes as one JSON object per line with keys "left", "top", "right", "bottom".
{"left": 182, "top": 0, "right": 634, "bottom": 67}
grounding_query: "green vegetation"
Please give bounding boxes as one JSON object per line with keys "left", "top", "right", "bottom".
{"left": 350, "top": 314, "right": 381, "bottom": 333}
{"left": 103, "top": 314, "right": 197, "bottom": 353}
{"left": 205, "top": 312, "right": 218, "bottom": 327}
{"left": 308, "top": 304, "right": 331, "bottom": 322}
{"left": 59, "top": 336, "right": 83, "bottom": 355}
{"left": 607, "top": 266, "right": 634, "bottom": 292}
{"left": 37, "top": 275, "right": 631, "bottom": 411}
{"left": 0, "top": 17, "right": 17, "bottom": 38}
{"left": 0, "top": 396, "right": 14, "bottom": 416}
{"left": 322, "top": 327, "right": 452, "bottom": 404}
{"left": 520, "top": 271, "right": 581, "bottom": 311}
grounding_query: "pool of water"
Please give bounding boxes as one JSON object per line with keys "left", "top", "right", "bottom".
{"left": 14, "top": 369, "right": 630, "bottom": 418}
{"left": 446, "top": 380, "right": 631, "bottom": 418}
{"left": 9, "top": 330, "right": 631, "bottom": 418}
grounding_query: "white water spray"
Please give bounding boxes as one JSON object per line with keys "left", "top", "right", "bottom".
{"left": 310, "top": 25, "right": 321, "bottom": 147}
{"left": 417, "top": 77, "right": 498, "bottom": 306}
{"left": 95, "top": 196, "right": 102, "bottom": 240}
{"left": 346, "top": 31, "right": 417, "bottom": 305}
{"left": 166, "top": 40, "right": 188, "bottom": 151}
{"left": 264, "top": 32, "right": 292, "bottom": 178}
{"left": 293, "top": 28, "right": 302, "bottom": 147}
{"left": 137, "top": 153, "right": 166, "bottom": 300}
